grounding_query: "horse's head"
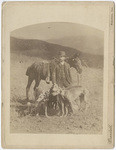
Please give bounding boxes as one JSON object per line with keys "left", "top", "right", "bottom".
{"left": 67, "top": 53, "right": 82, "bottom": 74}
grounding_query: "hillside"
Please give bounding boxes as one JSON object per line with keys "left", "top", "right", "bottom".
{"left": 10, "top": 37, "right": 103, "bottom": 68}
{"left": 11, "top": 22, "right": 104, "bottom": 55}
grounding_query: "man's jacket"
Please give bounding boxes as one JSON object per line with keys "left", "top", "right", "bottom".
{"left": 52, "top": 62, "right": 72, "bottom": 88}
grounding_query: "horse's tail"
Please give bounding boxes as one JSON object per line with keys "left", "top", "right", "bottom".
{"left": 26, "top": 66, "right": 31, "bottom": 76}
{"left": 26, "top": 63, "right": 36, "bottom": 76}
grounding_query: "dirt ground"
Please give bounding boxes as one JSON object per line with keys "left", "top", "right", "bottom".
{"left": 10, "top": 53, "right": 103, "bottom": 134}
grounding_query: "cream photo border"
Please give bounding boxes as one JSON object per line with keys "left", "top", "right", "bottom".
{"left": 1, "top": 1, "right": 114, "bottom": 148}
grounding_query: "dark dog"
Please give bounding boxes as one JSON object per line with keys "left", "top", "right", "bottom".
{"left": 49, "top": 84, "right": 73, "bottom": 117}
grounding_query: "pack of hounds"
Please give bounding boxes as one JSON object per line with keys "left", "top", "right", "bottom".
{"left": 27, "top": 83, "right": 90, "bottom": 118}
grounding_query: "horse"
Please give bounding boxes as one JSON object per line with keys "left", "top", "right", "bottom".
{"left": 67, "top": 53, "right": 84, "bottom": 86}
{"left": 26, "top": 59, "right": 58, "bottom": 100}
{"left": 26, "top": 53, "right": 84, "bottom": 100}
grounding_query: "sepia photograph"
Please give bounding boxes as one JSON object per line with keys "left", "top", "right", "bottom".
{"left": 2, "top": 1, "right": 114, "bottom": 149}
{"left": 10, "top": 22, "right": 104, "bottom": 134}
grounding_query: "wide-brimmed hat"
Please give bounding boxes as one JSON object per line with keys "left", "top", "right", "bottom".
{"left": 59, "top": 51, "right": 66, "bottom": 57}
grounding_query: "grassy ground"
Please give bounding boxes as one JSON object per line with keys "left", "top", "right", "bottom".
{"left": 10, "top": 52, "right": 103, "bottom": 134}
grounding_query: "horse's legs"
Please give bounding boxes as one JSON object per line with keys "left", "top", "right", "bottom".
{"left": 26, "top": 76, "right": 34, "bottom": 100}
{"left": 33, "top": 78, "right": 40, "bottom": 91}
{"left": 33, "top": 78, "right": 41, "bottom": 101}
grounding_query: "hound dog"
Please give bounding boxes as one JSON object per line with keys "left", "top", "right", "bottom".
{"left": 51, "top": 84, "right": 90, "bottom": 115}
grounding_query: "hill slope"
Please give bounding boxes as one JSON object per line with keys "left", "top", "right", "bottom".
{"left": 10, "top": 37, "right": 103, "bottom": 68}
{"left": 11, "top": 22, "right": 104, "bottom": 55}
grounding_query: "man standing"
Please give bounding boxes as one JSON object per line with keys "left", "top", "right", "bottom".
{"left": 52, "top": 51, "right": 72, "bottom": 88}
